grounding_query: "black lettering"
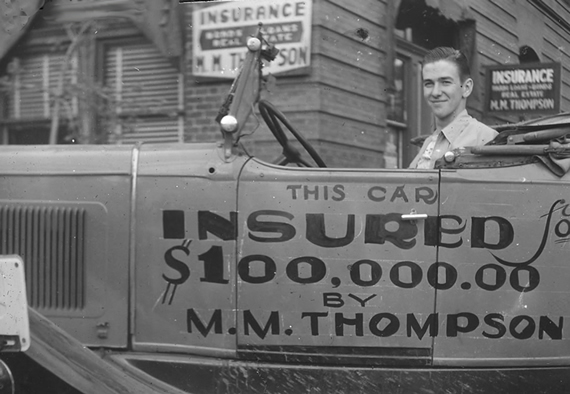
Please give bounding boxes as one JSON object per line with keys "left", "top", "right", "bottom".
{"left": 198, "top": 245, "right": 228, "bottom": 284}
{"left": 163, "top": 210, "right": 185, "bottom": 239}
{"left": 302, "top": 312, "right": 328, "bottom": 335}
{"left": 282, "top": 2, "right": 292, "bottom": 16}
{"left": 248, "top": 210, "right": 296, "bottom": 242}
{"left": 198, "top": 211, "right": 237, "bottom": 240}
{"left": 306, "top": 214, "right": 355, "bottom": 247}
{"left": 295, "top": 1, "right": 306, "bottom": 16}
{"left": 415, "top": 187, "right": 437, "bottom": 205}
{"left": 390, "top": 185, "right": 409, "bottom": 203}
{"left": 407, "top": 313, "right": 438, "bottom": 339}
{"left": 475, "top": 264, "right": 507, "bottom": 291}
{"left": 423, "top": 216, "right": 439, "bottom": 246}
{"left": 304, "top": 185, "right": 318, "bottom": 200}
{"left": 332, "top": 184, "right": 345, "bottom": 201}
{"left": 232, "top": 9, "right": 240, "bottom": 22}
{"left": 206, "top": 11, "right": 217, "bottom": 24}
{"left": 187, "top": 309, "right": 223, "bottom": 336}
{"left": 348, "top": 293, "right": 377, "bottom": 307}
{"left": 555, "top": 219, "right": 570, "bottom": 237}
{"left": 238, "top": 255, "right": 276, "bottom": 284}
{"left": 510, "top": 266, "right": 540, "bottom": 292}
{"left": 268, "top": 5, "right": 279, "bottom": 18}
{"left": 335, "top": 313, "right": 363, "bottom": 336}
{"left": 323, "top": 292, "right": 344, "bottom": 308}
{"left": 286, "top": 185, "right": 302, "bottom": 199}
{"left": 425, "top": 215, "right": 465, "bottom": 248}
{"left": 243, "top": 310, "right": 280, "bottom": 338}
{"left": 163, "top": 245, "right": 190, "bottom": 285}
{"left": 365, "top": 213, "right": 417, "bottom": 249}
{"left": 212, "top": 55, "right": 222, "bottom": 71}
{"left": 447, "top": 312, "right": 479, "bottom": 337}
{"left": 510, "top": 315, "right": 535, "bottom": 339}
{"left": 195, "top": 56, "right": 205, "bottom": 72}
{"left": 220, "top": 9, "right": 228, "bottom": 23}
{"left": 471, "top": 216, "right": 514, "bottom": 250}
{"left": 286, "top": 256, "right": 326, "bottom": 284}
{"left": 539, "top": 316, "right": 563, "bottom": 340}
{"left": 427, "top": 262, "right": 457, "bottom": 290}
{"left": 256, "top": 6, "right": 266, "bottom": 19}
{"left": 482, "top": 313, "right": 507, "bottom": 339}
{"left": 367, "top": 186, "right": 386, "bottom": 202}
{"left": 349, "top": 260, "right": 382, "bottom": 287}
{"left": 243, "top": 7, "right": 254, "bottom": 21}
{"left": 390, "top": 261, "right": 422, "bottom": 289}
{"left": 369, "top": 313, "right": 400, "bottom": 337}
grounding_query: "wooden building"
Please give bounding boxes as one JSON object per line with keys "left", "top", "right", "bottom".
{"left": 1, "top": 0, "right": 570, "bottom": 168}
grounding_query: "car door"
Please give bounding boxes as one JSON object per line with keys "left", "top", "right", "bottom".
{"left": 434, "top": 164, "right": 570, "bottom": 366}
{"left": 236, "top": 159, "right": 439, "bottom": 366}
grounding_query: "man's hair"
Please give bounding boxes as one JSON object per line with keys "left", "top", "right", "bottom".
{"left": 423, "top": 47, "right": 471, "bottom": 82}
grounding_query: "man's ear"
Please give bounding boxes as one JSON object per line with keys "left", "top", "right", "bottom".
{"left": 462, "top": 78, "right": 474, "bottom": 98}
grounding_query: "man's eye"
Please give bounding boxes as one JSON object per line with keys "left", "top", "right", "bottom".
{"left": 424, "top": 82, "right": 433, "bottom": 87}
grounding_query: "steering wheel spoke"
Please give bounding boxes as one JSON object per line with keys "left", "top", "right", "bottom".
{"left": 258, "top": 99, "right": 327, "bottom": 168}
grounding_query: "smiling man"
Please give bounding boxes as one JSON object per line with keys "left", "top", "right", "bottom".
{"left": 410, "top": 47, "right": 498, "bottom": 169}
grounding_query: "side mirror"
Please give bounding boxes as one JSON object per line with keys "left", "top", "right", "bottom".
{"left": 0, "top": 255, "right": 30, "bottom": 352}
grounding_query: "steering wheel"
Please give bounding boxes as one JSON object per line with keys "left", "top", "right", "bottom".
{"left": 257, "top": 99, "right": 327, "bottom": 168}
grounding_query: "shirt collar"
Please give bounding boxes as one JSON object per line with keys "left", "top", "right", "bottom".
{"left": 440, "top": 109, "right": 471, "bottom": 143}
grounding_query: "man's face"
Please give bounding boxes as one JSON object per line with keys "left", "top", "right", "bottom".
{"left": 422, "top": 60, "right": 472, "bottom": 127}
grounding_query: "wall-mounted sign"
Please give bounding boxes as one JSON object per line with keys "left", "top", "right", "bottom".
{"left": 192, "top": 0, "right": 312, "bottom": 78}
{"left": 484, "top": 62, "right": 561, "bottom": 115}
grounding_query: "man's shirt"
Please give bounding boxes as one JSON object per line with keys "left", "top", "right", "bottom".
{"left": 409, "top": 110, "right": 498, "bottom": 169}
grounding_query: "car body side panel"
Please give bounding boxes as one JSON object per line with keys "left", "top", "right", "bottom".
{"left": 435, "top": 164, "right": 570, "bottom": 366}
{"left": 0, "top": 145, "right": 132, "bottom": 347}
{"left": 236, "top": 160, "right": 439, "bottom": 364}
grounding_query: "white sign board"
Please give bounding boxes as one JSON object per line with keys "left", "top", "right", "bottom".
{"left": 192, "top": 0, "right": 312, "bottom": 78}
{"left": 0, "top": 255, "right": 30, "bottom": 352}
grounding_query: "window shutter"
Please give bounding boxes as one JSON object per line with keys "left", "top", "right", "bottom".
{"left": 8, "top": 52, "right": 76, "bottom": 121}
{"left": 104, "top": 41, "right": 182, "bottom": 144}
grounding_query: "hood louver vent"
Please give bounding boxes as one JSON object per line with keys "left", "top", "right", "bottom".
{"left": 0, "top": 205, "right": 86, "bottom": 310}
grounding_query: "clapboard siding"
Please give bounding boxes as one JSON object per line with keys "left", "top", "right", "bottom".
{"left": 542, "top": 19, "right": 570, "bottom": 110}
{"left": 475, "top": 19, "right": 518, "bottom": 56}
{"left": 309, "top": 54, "right": 384, "bottom": 102}
{"left": 542, "top": 48, "right": 570, "bottom": 94}
{"left": 476, "top": 35, "right": 516, "bottom": 65}
{"left": 326, "top": 0, "right": 386, "bottom": 24}
{"left": 543, "top": 0, "right": 570, "bottom": 19}
{"left": 315, "top": 0, "right": 387, "bottom": 50}
{"left": 487, "top": 0, "right": 519, "bottom": 18}
{"left": 470, "top": 2, "right": 518, "bottom": 34}
{"left": 312, "top": 27, "right": 385, "bottom": 75}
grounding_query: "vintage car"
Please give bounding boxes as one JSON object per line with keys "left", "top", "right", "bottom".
{"left": 1, "top": 31, "right": 570, "bottom": 393}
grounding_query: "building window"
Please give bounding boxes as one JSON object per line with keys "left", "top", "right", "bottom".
{"left": 101, "top": 39, "right": 183, "bottom": 144}
{"left": 396, "top": 0, "right": 460, "bottom": 49}
{"left": 1, "top": 50, "right": 77, "bottom": 144}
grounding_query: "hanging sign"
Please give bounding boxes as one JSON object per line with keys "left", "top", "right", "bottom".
{"left": 484, "top": 62, "right": 561, "bottom": 115}
{"left": 191, "top": 0, "right": 312, "bottom": 78}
